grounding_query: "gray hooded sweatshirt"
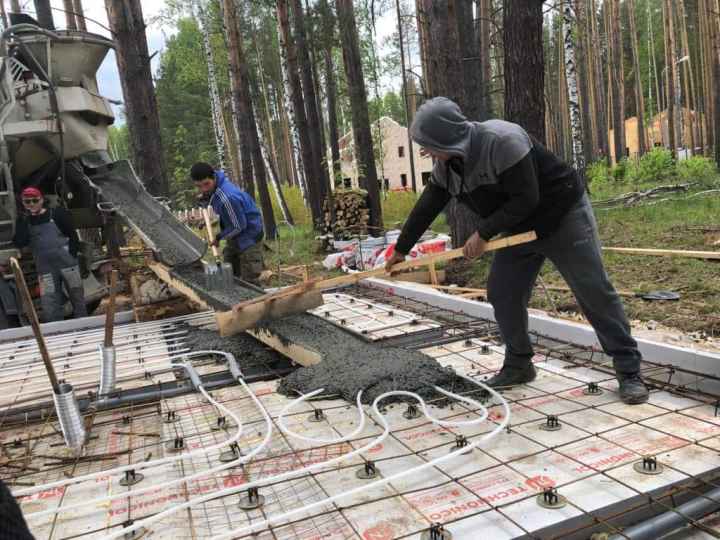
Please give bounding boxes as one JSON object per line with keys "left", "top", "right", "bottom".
{"left": 395, "top": 97, "right": 583, "bottom": 253}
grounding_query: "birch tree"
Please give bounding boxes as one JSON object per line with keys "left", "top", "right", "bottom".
{"left": 196, "top": 1, "right": 227, "bottom": 171}
{"left": 278, "top": 0, "right": 324, "bottom": 227}
{"left": 276, "top": 14, "right": 308, "bottom": 204}
{"left": 562, "top": 0, "right": 586, "bottom": 177}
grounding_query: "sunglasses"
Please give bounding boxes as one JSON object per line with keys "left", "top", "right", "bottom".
{"left": 22, "top": 198, "right": 41, "bottom": 204}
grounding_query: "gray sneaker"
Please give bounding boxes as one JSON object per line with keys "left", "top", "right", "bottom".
{"left": 484, "top": 364, "right": 537, "bottom": 388}
{"left": 617, "top": 373, "right": 649, "bottom": 404}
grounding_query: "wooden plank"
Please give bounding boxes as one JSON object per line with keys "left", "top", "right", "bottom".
{"left": 215, "top": 291, "right": 323, "bottom": 337}
{"left": 231, "top": 231, "right": 537, "bottom": 312}
{"left": 602, "top": 247, "right": 720, "bottom": 260}
{"left": 247, "top": 329, "right": 323, "bottom": 367}
{"left": 148, "top": 262, "right": 211, "bottom": 310}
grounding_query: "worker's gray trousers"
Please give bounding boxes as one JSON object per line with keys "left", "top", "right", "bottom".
{"left": 487, "top": 194, "right": 642, "bottom": 375}
{"left": 39, "top": 265, "right": 87, "bottom": 323}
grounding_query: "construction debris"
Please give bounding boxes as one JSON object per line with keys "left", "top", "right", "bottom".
{"left": 593, "top": 183, "right": 691, "bottom": 208}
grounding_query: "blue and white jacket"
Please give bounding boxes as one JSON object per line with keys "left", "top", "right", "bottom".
{"left": 209, "top": 170, "right": 263, "bottom": 252}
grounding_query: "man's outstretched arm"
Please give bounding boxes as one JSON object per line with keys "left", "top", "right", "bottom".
{"left": 387, "top": 183, "right": 451, "bottom": 270}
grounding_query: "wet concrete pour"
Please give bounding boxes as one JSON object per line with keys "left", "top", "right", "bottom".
{"left": 172, "top": 266, "right": 475, "bottom": 404}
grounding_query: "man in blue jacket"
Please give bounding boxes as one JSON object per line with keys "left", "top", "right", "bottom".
{"left": 191, "top": 162, "right": 264, "bottom": 284}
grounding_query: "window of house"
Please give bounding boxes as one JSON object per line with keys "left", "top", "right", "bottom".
{"left": 400, "top": 174, "right": 407, "bottom": 187}
{"left": 383, "top": 178, "right": 390, "bottom": 190}
{"left": 398, "top": 146, "right": 405, "bottom": 157}
{"left": 343, "top": 177, "right": 351, "bottom": 188}
{"left": 421, "top": 172, "right": 431, "bottom": 186}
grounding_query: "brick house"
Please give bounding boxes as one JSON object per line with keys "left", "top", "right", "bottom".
{"left": 338, "top": 117, "right": 433, "bottom": 191}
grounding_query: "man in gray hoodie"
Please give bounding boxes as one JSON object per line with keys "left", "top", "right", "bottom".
{"left": 385, "top": 97, "right": 648, "bottom": 404}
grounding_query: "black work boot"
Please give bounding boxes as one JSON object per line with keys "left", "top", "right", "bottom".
{"left": 617, "top": 372, "right": 649, "bottom": 404}
{"left": 484, "top": 364, "right": 537, "bottom": 388}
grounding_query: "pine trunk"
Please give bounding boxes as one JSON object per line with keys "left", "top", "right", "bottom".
{"left": 696, "top": 0, "right": 707, "bottom": 153}
{"left": 291, "top": 0, "right": 331, "bottom": 206}
{"left": 416, "top": 0, "right": 478, "bottom": 248}
{"left": 477, "top": 0, "right": 493, "bottom": 119}
{"left": 73, "top": 0, "right": 87, "bottom": 31}
{"left": 222, "top": 1, "right": 277, "bottom": 239}
{"left": 457, "top": 0, "right": 481, "bottom": 121}
{"left": 503, "top": 0, "right": 545, "bottom": 143}
{"left": 627, "top": 0, "right": 647, "bottom": 156}
{"left": 677, "top": 0, "right": 697, "bottom": 154}
{"left": 700, "top": 0, "right": 715, "bottom": 154}
{"left": 105, "top": 0, "right": 168, "bottom": 196}
{"left": 575, "top": 0, "right": 594, "bottom": 164}
{"left": 663, "top": 0, "right": 677, "bottom": 156}
{"left": 609, "top": 0, "right": 626, "bottom": 162}
{"left": 278, "top": 0, "right": 323, "bottom": 227}
{"left": 713, "top": 0, "right": 720, "bottom": 166}
{"left": 590, "top": 0, "right": 609, "bottom": 160}
{"left": 222, "top": 0, "right": 254, "bottom": 196}
{"left": 63, "top": 0, "right": 77, "bottom": 29}
{"left": 336, "top": 0, "right": 383, "bottom": 232}
{"left": 319, "top": 0, "right": 341, "bottom": 186}
{"left": 197, "top": 2, "right": 227, "bottom": 171}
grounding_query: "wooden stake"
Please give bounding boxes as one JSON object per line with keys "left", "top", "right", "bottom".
{"left": 428, "top": 260, "right": 439, "bottom": 286}
{"left": 10, "top": 258, "right": 60, "bottom": 393}
{"left": 104, "top": 269, "right": 119, "bottom": 348}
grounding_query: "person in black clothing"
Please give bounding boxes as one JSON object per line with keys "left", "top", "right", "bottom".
{"left": 0, "top": 479, "right": 34, "bottom": 540}
{"left": 385, "top": 97, "right": 648, "bottom": 404}
{"left": 13, "top": 187, "right": 87, "bottom": 322}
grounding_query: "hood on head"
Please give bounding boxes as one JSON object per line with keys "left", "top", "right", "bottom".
{"left": 409, "top": 97, "right": 472, "bottom": 160}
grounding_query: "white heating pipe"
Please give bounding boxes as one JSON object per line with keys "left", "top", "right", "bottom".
{"left": 17, "top": 351, "right": 242, "bottom": 499}
{"left": 214, "top": 377, "right": 507, "bottom": 539}
{"left": 22, "top": 352, "right": 274, "bottom": 522}
{"left": 277, "top": 388, "right": 367, "bottom": 444}
{"left": 107, "top": 374, "right": 505, "bottom": 540}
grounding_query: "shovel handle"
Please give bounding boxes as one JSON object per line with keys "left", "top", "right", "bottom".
{"left": 202, "top": 207, "right": 220, "bottom": 260}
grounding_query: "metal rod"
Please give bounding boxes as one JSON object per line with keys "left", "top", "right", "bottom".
{"left": 10, "top": 257, "right": 60, "bottom": 393}
{"left": 609, "top": 487, "right": 720, "bottom": 540}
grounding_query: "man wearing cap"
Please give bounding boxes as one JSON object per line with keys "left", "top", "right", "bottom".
{"left": 385, "top": 97, "right": 648, "bottom": 405}
{"left": 190, "top": 162, "right": 265, "bottom": 285}
{"left": 13, "top": 187, "right": 87, "bottom": 322}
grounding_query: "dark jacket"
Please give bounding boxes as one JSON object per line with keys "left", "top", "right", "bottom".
{"left": 395, "top": 97, "right": 584, "bottom": 254}
{"left": 0, "top": 479, "right": 35, "bottom": 540}
{"left": 13, "top": 207, "right": 80, "bottom": 257}
{"left": 209, "top": 170, "right": 263, "bottom": 252}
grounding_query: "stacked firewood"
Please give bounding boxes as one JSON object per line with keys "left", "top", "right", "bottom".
{"left": 323, "top": 189, "right": 370, "bottom": 237}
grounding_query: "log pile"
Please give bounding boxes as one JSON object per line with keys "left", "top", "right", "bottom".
{"left": 323, "top": 189, "right": 370, "bottom": 238}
